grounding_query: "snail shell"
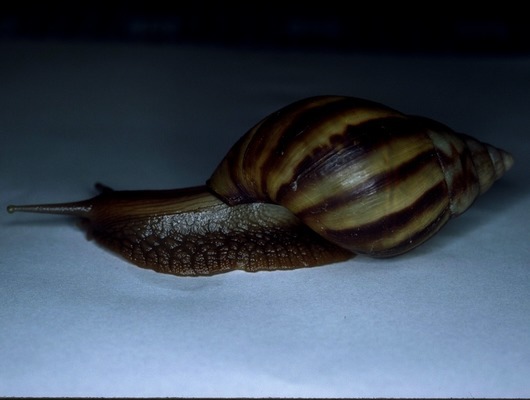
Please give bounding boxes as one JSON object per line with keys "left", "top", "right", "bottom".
{"left": 209, "top": 95, "right": 513, "bottom": 257}
{"left": 7, "top": 95, "right": 513, "bottom": 276}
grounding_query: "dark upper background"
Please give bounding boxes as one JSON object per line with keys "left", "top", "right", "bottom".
{"left": 1, "top": 1, "right": 529, "bottom": 55}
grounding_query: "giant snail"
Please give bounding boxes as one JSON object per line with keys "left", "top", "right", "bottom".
{"left": 7, "top": 96, "right": 514, "bottom": 276}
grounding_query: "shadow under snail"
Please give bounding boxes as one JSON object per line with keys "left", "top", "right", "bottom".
{"left": 7, "top": 96, "right": 514, "bottom": 276}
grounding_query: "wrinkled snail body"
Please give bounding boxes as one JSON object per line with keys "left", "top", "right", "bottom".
{"left": 7, "top": 96, "right": 514, "bottom": 276}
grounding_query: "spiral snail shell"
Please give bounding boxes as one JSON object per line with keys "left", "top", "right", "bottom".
{"left": 7, "top": 95, "right": 513, "bottom": 276}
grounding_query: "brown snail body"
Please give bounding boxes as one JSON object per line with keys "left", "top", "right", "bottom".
{"left": 7, "top": 96, "right": 514, "bottom": 276}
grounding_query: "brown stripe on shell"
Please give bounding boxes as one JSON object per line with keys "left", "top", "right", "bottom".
{"left": 260, "top": 99, "right": 405, "bottom": 202}
{"left": 426, "top": 128, "right": 481, "bottom": 216}
{"left": 274, "top": 116, "right": 429, "bottom": 202}
{"left": 362, "top": 202, "right": 452, "bottom": 257}
{"left": 458, "top": 133, "right": 495, "bottom": 194}
{"left": 258, "top": 97, "right": 395, "bottom": 174}
{"left": 208, "top": 96, "right": 341, "bottom": 205}
{"left": 291, "top": 145, "right": 440, "bottom": 225}
{"left": 208, "top": 96, "right": 404, "bottom": 206}
{"left": 320, "top": 181, "right": 450, "bottom": 256}
{"left": 245, "top": 96, "right": 347, "bottom": 201}
{"left": 296, "top": 149, "right": 446, "bottom": 237}
{"left": 275, "top": 116, "right": 440, "bottom": 219}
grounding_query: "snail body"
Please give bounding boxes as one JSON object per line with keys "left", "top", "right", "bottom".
{"left": 7, "top": 96, "right": 513, "bottom": 276}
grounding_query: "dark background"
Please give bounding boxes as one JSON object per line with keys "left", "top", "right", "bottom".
{"left": 1, "top": 1, "right": 529, "bottom": 55}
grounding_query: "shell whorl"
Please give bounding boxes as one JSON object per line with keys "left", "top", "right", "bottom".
{"left": 208, "top": 95, "right": 513, "bottom": 257}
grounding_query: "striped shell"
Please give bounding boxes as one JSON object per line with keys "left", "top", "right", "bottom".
{"left": 208, "top": 95, "right": 513, "bottom": 257}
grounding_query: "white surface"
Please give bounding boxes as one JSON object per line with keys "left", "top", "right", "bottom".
{"left": 1, "top": 40, "right": 529, "bottom": 397}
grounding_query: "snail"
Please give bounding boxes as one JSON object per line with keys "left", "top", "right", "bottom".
{"left": 7, "top": 95, "right": 514, "bottom": 276}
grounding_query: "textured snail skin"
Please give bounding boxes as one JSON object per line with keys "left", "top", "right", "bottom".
{"left": 7, "top": 185, "right": 353, "bottom": 276}
{"left": 7, "top": 96, "right": 513, "bottom": 276}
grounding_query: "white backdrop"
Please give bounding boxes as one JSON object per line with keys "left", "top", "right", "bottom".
{"left": 1, "top": 39, "right": 529, "bottom": 397}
